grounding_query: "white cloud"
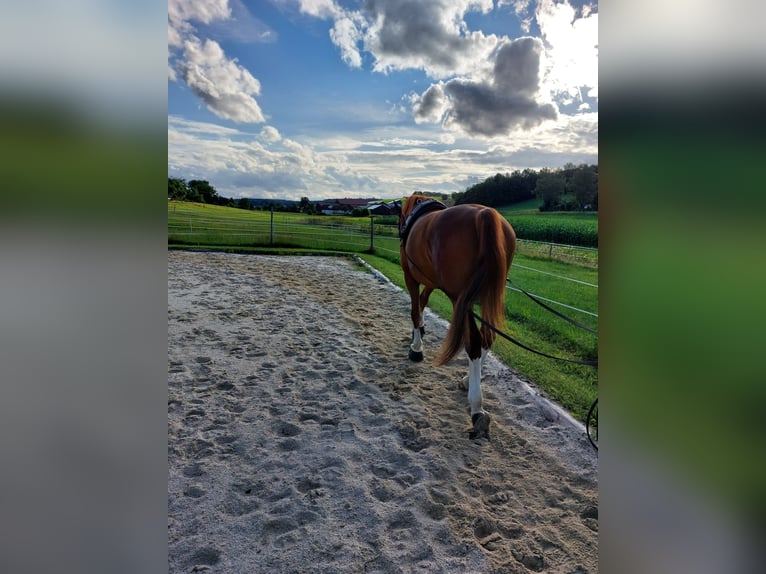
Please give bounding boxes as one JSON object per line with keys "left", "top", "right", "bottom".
{"left": 168, "top": 0, "right": 231, "bottom": 42}
{"left": 260, "top": 126, "right": 282, "bottom": 143}
{"left": 169, "top": 116, "right": 244, "bottom": 137}
{"left": 536, "top": 0, "right": 598, "bottom": 107}
{"left": 168, "top": 111, "right": 595, "bottom": 201}
{"left": 178, "top": 36, "right": 265, "bottom": 123}
{"left": 168, "top": 0, "right": 231, "bottom": 27}
{"left": 284, "top": 1, "right": 365, "bottom": 69}
{"left": 330, "top": 14, "right": 364, "bottom": 68}
{"left": 168, "top": 22, "right": 183, "bottom": 49}
{"left": 169, "top": 0, "right": 269, "bottom": 124}
{"left": 297, "top": 0, "right": 339, "bottom": 19}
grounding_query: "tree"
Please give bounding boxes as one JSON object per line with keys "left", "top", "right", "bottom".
{"left": 571, "top": 165, "right": 598, "bottom": 210}
{"left": 456, "top": 171, "right": 536, "bottom": 207}
{"left": 535, "top": 171, "right": 566, "bottom": 211}
{"left": 298, "top": 196, "right": 315, "bottom": 214}
{"left": 237, "top": 197, "right": 252, "bottom": 210}
{"left": 520, "top": 168, "right": 539, "bottom": 197}
{"left": 168, "top": 177, "right": 188, "bottom": 200}
{"left": 188, "top": 180, "right": 220, "bottom": 204}
{"left": 451, "top": 190, "right": 465, "bottom": 204}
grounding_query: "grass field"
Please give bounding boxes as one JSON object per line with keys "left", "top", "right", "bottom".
{"left": 168, "top": 200, "right": 598, "bottom": 422}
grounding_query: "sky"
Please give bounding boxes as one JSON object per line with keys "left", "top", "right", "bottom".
{"left": 168, "top": 0, "right": 598, "bottom": 201}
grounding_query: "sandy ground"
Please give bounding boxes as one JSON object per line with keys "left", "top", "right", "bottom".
{"left": 168, "top": 251, "right": 598, "bottom": 573}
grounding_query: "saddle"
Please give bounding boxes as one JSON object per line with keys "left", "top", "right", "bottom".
{"left": 399, "top": 199, "right": 447, "bottom": 245}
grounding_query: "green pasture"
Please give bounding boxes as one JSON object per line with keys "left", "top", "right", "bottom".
{"left": 169, "top": 200, "right": 597, "bottom": 264}
{"left": 168, "top": 200, "right": 598, "bottom": 422}
{"left": 169, "top": 202, "right": 375, "bottom": 252}
{"left": 500, "top": 211, "right": 598, "bottom": 248}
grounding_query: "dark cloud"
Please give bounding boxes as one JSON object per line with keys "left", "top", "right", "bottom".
{"left": 364, "top": 0, "right": 462, "bottom": 69}
{"left": 412, "top": 84, "right": 447, "bottom": 122}
{"left": 418, "top": 36, "right": 558, "bottom": 137}
{"left": 444, "top": 80, "right": 557, "bottom": 135}
{"left": 361, "top": 0, "right": 497, "bottom": 76}
{"left": 493, "top": 37, "right": 541, "bottom": 97}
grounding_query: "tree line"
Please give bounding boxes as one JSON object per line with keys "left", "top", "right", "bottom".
{"left": 454, "top": 163, "right": 597, "bottom": 211}
{"left": 170, "top": 162, "right": 597, "bottom": 214}
{"left": 168, "top": 178, "right": 253, "bottom": 209}
{"left": 169, "top": 178, "right": 316, "bottom": 213}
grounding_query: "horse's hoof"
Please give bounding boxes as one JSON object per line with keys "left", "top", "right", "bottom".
{"left": 469, "top": 412, "right": 491, "bottom": 440}
{"left": 408, "top": 349, "right": 424, "bottom": 362}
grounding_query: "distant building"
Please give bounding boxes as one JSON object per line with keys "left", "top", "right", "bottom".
{"left": 316, "top": 198, "right": 369, "bottom": 215}
{"left": 367, "top": 202, "right": 396, "bottom": 216}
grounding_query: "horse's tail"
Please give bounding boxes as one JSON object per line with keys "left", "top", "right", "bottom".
{"left": 435, "top": 208, "right": 512, "bottom": 366}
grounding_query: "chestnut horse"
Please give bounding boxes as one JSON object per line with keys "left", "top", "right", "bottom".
{"left": 397, "top": 193, "right": 516, "bottom": 439}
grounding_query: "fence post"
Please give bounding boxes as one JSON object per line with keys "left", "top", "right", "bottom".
{"left": 369, "top": 215, "right": 374, "bottom": 252}
{"left": 270, "top": 206, "right": 274, "bottom": 245}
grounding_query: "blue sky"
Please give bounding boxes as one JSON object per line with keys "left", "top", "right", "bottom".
{"left": 168, "top": 0, "right": 598, "bottom": 200}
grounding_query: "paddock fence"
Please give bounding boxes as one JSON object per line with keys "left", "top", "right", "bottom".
{"left": 168, "top": 207, "right": 598, "bottom": 322}
{"left": 168, "top": 208, "right": 597, "bottom": 268}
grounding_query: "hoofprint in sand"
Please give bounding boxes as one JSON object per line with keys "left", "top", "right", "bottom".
{"left": 168, "top": 251, "right": 597, "bottom": 573}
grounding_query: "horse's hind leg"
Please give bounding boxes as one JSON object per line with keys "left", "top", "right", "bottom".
{"left": 466, "top": 319, "right": 491, "bottom": 439}
{"left": 409, "top": 326, "right": 424, "bottom": 362}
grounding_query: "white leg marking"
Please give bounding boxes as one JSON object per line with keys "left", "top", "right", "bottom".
{"left": 467, "top": 356, "right": 483, "bottom": 415}
{"left": 410, "top": 327, "right": 423, "bottom": 353}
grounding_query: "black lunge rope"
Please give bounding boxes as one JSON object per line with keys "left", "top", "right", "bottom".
{"left": 471, "top": 312, "right": 598, "bottom": 367}
{"left": 508, "top": 279, "right": 597, "bottom": 335}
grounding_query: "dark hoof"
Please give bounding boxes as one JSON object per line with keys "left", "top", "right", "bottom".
{"left": 408, "top": 349, "right": 424, "bottom": 362}
{"left": 469, "top": 412, "right": 491, "bottom": 440}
